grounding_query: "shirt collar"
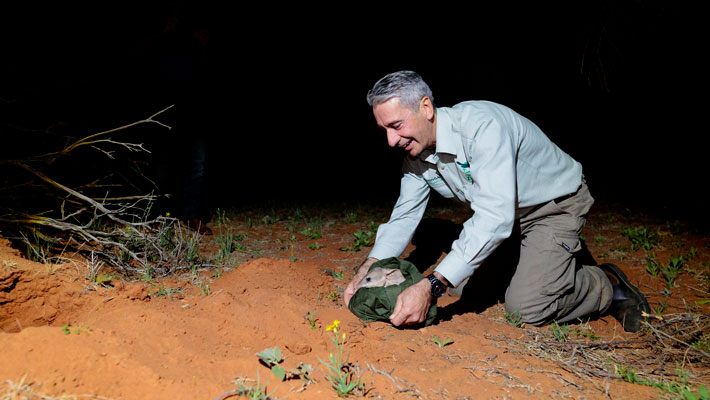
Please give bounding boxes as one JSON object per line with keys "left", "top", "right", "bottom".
{"left": 422, "top": 107, "right": 456, "bottom": 164}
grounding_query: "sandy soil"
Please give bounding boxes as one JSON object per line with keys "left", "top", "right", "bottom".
{"left": 1, "top": 202, "right": 708, "bottom": 399}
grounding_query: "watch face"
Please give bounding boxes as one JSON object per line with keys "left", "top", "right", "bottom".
{"left": 427, "top": 274, "right": 446, "bottom": 297}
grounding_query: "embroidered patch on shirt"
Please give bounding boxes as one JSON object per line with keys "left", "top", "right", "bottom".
{"left": 456, "top": 161, "right": 473, "bottom": 182}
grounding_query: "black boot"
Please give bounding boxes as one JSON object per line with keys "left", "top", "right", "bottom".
{"left": 598, "top": 263, "right": 650, "bottom": 333}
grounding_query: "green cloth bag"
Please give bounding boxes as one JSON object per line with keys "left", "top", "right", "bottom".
{"left": 347, "top": 257, "right": 437, "bottom": 326}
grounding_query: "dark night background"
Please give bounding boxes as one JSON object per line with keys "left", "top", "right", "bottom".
{"left": 1, "top": 2, "right": 705, "bottom": 226}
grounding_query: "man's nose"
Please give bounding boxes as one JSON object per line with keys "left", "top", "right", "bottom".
{"left": 386, "top": 130, "right": 400, "bottom": 147}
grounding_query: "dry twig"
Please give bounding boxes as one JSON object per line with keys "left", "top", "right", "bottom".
{"left": 0, "top": 106, "right": 212, "bottom": 278}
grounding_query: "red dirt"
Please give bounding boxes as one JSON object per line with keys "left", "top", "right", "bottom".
{"left": 1, "top": 203, "right": 708, "bottom": 399}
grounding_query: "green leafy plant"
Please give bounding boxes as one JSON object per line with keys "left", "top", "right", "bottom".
{"left": 503, "top": 310, "right": 524, "bottom": 328}
{"left": 688, "top": 247, "right": 698, "bottom": 261}
{"left": 608, "top": 245, "right": 628, "bottom": 261}
{"left": 367, "top": 220, "right": 378, "bottom": 232}
{"left": 595, "top": 234, "right": 603, "bottom": 245}
{"left": 645, "top": 252, "right": 660, "bottom": 278}
{"left": 215, "top": 209, "right": 247, "bottom": 265}
{"left": 673, "top": 236, "right": 685, "bottom": 249}
{"left": 232, "top": 370, "right": 277, "bottom": 400}
{"left": 256, "top": 347, "right": 287, "bottom": 381}
{"left": 318, "top": 320, "right": 365, "bottom": 397}
{"left": 327, "top": 290, "right": 339, "bottom": 303}
{"left": 683, "top": 385, "right": 709, "bottom": 400}
{"left": 200, "top": 281, "right": 211, "bottom": 296}
{"left": 549, "top": 321, "right": 569, "bottom": 342}
{"left": 141, "top": 264, "right": 154, "bottom": 282}
{"left": 615, "top": 364, "right": 700, "bottom": 396}
{"left": 308, "top": 243, "right": 324, "bottom": 250}
{"left": 61, "top": 324, "right": 91, "bottom": 335}
{"left": 573, "top": 327, "right": 600, "bottom": 341}
{"left": 344, "top": 212, "right": 358, "bottom": 223}
{"left": 23, "top": 229, "right": 57, "bottom": 264}
{"left": 300, "top": 227, "right": 321, "bottom": 240}
{"left": 323, "top": 268, "right": 344, "bottom": 280}
{"left": 184, "top": 232, "right": 202, "bottom": 265}
{"left": 304, "top": 311, "right": 318, "bottom": 330}
{"left": 339, "top": 230, "right": 375, "bottom": 252}
{"left": 621, "top": 226, "right": 659, "bottom": 251}
{"left": 616, "top": 364, "right": 638, "bottom": 384}
{"left": 189, "top": 268, "right": 212, "bottom": 296}
{"left": 432, "top": 336, "right": 454, "bottom": 348}
{"left": 662, "top": 255, "right": 685, "bottom": 289}
{"left": 149, "top": 284, "right": 183, "bottom": 299}
{"left": 691, "top": 332, "right": 710, "bottom": 353}
{"left": 93, "top": 273, "right": 114, "bottom": 287}
{"left": 654, "top": 300, "right": 667, "bottom": 315}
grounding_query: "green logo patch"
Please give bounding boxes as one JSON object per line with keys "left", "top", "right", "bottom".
{"left": 456, "top": 161, "right": 472, "bottom": 182}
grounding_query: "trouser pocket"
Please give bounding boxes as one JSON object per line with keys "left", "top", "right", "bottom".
{"left": 539, "top": 232, "right": 581, "bottom": 296}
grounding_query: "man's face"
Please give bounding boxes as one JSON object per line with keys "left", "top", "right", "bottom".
{"left": 373, "top": 97, "right": 435, "bottom": 157}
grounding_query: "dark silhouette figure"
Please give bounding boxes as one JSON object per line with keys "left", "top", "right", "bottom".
{"left": 142, "top": 4, "right": 214, "bottom": 234}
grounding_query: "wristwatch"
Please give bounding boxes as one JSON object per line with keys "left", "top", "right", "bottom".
{"left": 426, "top": 274, "right": 447, "bottom": 298}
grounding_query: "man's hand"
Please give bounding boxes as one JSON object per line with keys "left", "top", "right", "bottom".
{"left": 389, "top": 278, "right": 433, "bottom": 326}
{"left": 343, "top": 257, "right": 379, "bottom": 307}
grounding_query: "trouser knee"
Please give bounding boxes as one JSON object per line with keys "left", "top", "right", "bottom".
{"left": 504, "top": 289, "right": 553, "bottom": 327}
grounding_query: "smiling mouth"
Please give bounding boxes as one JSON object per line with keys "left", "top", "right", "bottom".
{"left": 401, "top": 140, "right": 413, "bottom": 149}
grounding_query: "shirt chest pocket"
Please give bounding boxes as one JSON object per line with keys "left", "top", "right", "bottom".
{"left": 422, "top": 169, "right": 455, "bottom": 199}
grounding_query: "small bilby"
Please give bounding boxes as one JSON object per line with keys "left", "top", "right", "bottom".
{"left": 355, "top": 268, "right": 406, "bottom": 290}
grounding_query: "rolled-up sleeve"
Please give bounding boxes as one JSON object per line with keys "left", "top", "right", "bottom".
{"left": 369, "top": 160, "right": 431, "bottom": 260}
{"left": 435, "top": 119, "right": 517, "bottom": 287}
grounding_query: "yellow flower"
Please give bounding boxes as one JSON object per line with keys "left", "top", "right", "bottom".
{"left": 326, "top": 320, "right": 341, "bottom": 331}
{"left": 342, "top": 333, "right": 346, "bottom": 340}
{"left": 165, "top": 212, "right": 171, "bottom": 217}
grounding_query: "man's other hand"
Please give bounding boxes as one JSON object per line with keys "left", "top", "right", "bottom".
{"left": 389, "top": 278, "right": 433, "bottom": 326}
{"left": 343, "top": 257, "right": 378, "bottom": 307}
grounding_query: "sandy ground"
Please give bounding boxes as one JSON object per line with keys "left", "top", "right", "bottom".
{"left": 1, "top": 203, "right": 708, "bottom": 399}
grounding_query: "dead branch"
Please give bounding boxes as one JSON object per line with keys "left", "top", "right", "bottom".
{"left": 537, "top": 338, "right": 653, "bottom": 349}
{"left": 366, "top": 363, "right": 423, "bottom": 397}
{"left": 0, "top": 106, "right": 211, "bottom": 279}
{"left": 30, "top": 105, "right": 173, "bottom": 163}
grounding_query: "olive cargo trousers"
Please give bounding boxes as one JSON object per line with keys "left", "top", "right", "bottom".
{"left": 448, "top": 180, "right": 614, "bottom": 325}
{"left": 502, "top": 180, "right": 613, "bottom": 325}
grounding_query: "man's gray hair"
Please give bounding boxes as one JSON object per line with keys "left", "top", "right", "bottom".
{"left": 366, "top": 70, "right": 435, "bottom": 111}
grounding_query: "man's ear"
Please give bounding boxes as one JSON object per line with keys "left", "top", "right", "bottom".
{"left": 420, "top": 96, "right": 435, "bottom": 121}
